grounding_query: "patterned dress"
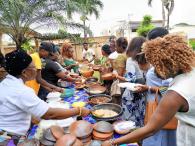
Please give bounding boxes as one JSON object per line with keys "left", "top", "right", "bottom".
{"left": 122, "top": 58, "right": 146, "bottom": 127}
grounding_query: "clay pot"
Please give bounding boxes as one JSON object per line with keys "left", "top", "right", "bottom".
{"left": 17, "top": 139, "right": 40, "bottom": 146}
{"left": 50, "top": 125, "right": 65, "bottom": 140}
{"left": 55, "top": 134, "right": 76, "bottom": 146}
{"left": 92, "top": 65, "right": 101, "bottom": 71}
{"left": 70, "top": 73, "right": 79, "bottom": 78}
{"left": 93, "top": 135, "right": 112, "bottom": 141}
{"left": 101, "top": 73, "right": 113, "bottom": 80}
{"left": 80, "top": 70, "right": 94, "bottom": 78}
{"left": 92, "top": 130, "right": 113, "bottom": 139}
{"left": 40, "top": 137, "right": 55, "bottom": 146}
{"left": 72, "top": 139, "right": 84, "bottom": 146}
{"left": 85, "top": 77, "right": 98, "bottom": 85}
{"left": 79, "top": 135, "right": 92, "bottom": 143}
{"left": 69, "top": 120, "right": 93, "bottom": 139}
{"left": 86, "top": 84, "right": 106, "bottom": 94}
{"left": 93, "top": 121, "right": 114, "bottom": 133}
{"left": 87, "top": 140, "right": 102, "bottom": 146}
{"left": 43, "top": 128, "right": 56, "bottom": 142}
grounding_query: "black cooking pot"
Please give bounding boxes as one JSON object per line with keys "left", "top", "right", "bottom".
{"left": 91, "top": 103, "right": 123, "bottom": 122}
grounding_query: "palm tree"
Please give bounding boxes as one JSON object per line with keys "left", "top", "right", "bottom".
{"left": 148, "top": 0, "right": 174, "bottom": 29}
{"left": 0, "top": 0, "right": 83, "bottom": 49}
{"left": 67, "top": 0, "right": 103, "bottom": 41}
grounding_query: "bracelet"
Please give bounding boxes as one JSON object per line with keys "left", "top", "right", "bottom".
{"left": 78, "top": 107, "right": 82, "bottom": 116}
{"left": 109, "top": 139, "right": 117, "bottom": 146}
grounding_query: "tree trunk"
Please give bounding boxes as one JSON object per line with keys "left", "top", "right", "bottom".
{"left": 83, "top": 20, "right": 87, "bottom": 42}
{"left": 162, "top": 3, "right": 166, "bottom": 27}
{"left": 167, "top": 9, "right": 170, "bottom": 30}
{"left": 0, "top": 33, "right": 3, "bottom": 53}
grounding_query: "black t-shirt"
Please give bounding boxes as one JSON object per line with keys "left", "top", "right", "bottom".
{"left": 41, "top": 59, "right": 63, "bottom": 85}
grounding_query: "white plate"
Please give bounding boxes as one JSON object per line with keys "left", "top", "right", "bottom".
{"left": 46, "top": 92, "right": 61, "bottom": 99}
{"left": 114, "top": 121, "right": 136, "bottom": 131}
{"left": 118, "top": 82, "right": 141, "bottom": 91}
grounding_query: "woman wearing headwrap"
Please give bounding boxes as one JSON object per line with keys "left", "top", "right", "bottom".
{"left": 0, "top": 50, "right": 90, "bottom": 145}
{"left": 61, "top": 42, "right": 79, "bottom": 73}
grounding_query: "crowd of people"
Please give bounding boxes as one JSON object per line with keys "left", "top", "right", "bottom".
{"left": 0, "top": 27, "right": 194, "bottom": 146}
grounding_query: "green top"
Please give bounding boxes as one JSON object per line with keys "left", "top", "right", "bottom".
{"left": 96, "top": 56, "right": 111, "bottom": 68}
{"left": 64, "top": 58, "right": 78, "bottom": 73}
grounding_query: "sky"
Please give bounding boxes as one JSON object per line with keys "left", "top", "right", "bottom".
{"left": 3, "top": 0, "right": 195, "bottom": 42}
{"left": 83, "top": 0, "right": 195, "bottom": 36}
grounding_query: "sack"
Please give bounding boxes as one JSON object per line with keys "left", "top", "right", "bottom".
{"left": 110, "top": 79, "right": 121, "bottom": 96}
{"left": 144, "top": 89, "right": 178, "bottom": 130}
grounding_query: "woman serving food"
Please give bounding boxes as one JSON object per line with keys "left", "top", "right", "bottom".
{"left": 0, "top": 50, "right": 90, "bottom": 145}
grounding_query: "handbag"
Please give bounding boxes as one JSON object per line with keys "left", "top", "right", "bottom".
{"left": 144, "top": 88, "right": 178, "bottom": 130}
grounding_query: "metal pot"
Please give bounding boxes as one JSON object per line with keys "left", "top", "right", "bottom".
{"left": 91, "top": 103, "right": 123, "bottom": 122}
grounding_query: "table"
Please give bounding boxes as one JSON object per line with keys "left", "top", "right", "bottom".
{"left": 28, "top": 88, "right": 139, "bottom": 146}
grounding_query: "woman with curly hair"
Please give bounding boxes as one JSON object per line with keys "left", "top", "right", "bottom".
{"left": 102, "top": 34, "right": 195, "bottom": 146}
{"left": 61, "top": 42, "right": 78, "bottom": 73}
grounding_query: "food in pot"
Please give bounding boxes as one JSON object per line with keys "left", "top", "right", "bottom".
{"left": 92, "top": 109, "right": 118, "bottom": 118}
{"left": 89, "top": 96, "right": 110, "bottom": 104}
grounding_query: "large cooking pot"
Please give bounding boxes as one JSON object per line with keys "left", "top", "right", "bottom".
{"left": 84, "top": 84, "right": 106, "bottom": 95}
{"left": 91, "top": 103, "right": 123, "bottom": 122}
{"left": 88, "top": 94, "right": 112, "bottom": 105}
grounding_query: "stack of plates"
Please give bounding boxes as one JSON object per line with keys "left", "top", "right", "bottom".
{"left": 55, "top": 134, "right": 84, "bottom": 146}
{"left": 92, "top": 121, "right": 114, "bottom": 141}
{"left": 69, "top": 120, "right": 93, "bottom": 144}
{"left": 40, "top": 128, "right": 56, "bottom": 146}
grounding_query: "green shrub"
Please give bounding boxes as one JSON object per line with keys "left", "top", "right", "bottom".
{"left": 137, "top": 15, "right": 154, "bottom": 37}
{"left": 189, "top": 40, "right": 195, "bottom": 50}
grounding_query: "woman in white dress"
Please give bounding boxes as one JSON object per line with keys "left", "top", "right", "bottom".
{"left": 102, "top": 34, "right": 195, "bottom": 146}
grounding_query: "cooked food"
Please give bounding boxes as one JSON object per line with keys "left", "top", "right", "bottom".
{"left": 93, "top": 109, "right": 118, "bottom": 118}
{"left": 90, "top": 90, "right": 104, "bottom": 94}
{"left": 89, "top": 97, "right": 110, "bottom": 104}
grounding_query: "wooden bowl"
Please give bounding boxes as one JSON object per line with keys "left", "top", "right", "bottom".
{"left": 101, "top": 73, "right": 113, "bottom": 80}
{"left": 69, "top": 120, "right": 93, "bottom": 139}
